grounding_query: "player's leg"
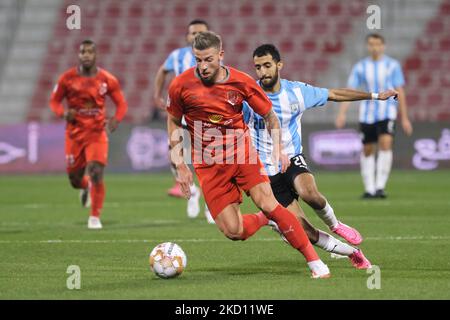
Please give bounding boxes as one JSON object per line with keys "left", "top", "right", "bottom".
{"left": 293, "top": 172, "right": 362, "bottom": 245}
{"left": 214, "top": 203, "right": 268, "bottom": 240}
{"left": 65, "top": 137, "right": 90, "bottom": 207}
{"left": 86, "top": 161, "right": 105, "bottom": 229}
{"left": 375, "top": 120, "right": 395, "bottom": 198}
{"left": 84, "top": 136, "right": 108, "bottom": 229}
{"left": 360, "top": 123, "right": 377, "bottom": 198}
{"left": 286, "top": 201, "right": 371, "bottom": 269}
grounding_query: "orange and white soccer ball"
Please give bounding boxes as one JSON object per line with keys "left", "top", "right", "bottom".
{"left": 149, "top": 242, "right": 187, "bottom": 279}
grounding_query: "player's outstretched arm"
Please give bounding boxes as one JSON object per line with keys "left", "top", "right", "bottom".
{"left": 167, "top": 113, "right": 193, "bottom": 199}
{"left": 263, "top": 110, "right": 289, "bottom": 173}
{"left": 49, "top": 77, "right": 76, "bottom": 123}
{"left": 328, "top": 88, "right": 398, "bottom": 102}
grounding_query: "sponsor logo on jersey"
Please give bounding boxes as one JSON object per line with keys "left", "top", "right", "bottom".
{"left": 208, "top": 114, "right": 223, "bottom": 124}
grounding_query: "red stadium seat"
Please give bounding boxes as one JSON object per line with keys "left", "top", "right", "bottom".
{"left": 306, "top": 2, "right": 320, "bottom": 16}
{"left": 327, "top": 2, "right": 342, "bottom": 16}
{"left": 128, "top": 3, "right": 144, "bottom": 18}
{"left": 302, "top": 38, "right": 317, "bottom": 53}
{"left": 173, "top": 3, "right": 188, "bottom": 17}
{"left": 312, "top": 21, "right": 329, "bottom": 35}
{"left": 105, "top": 2, "right": 121, "bottom": 18}
{"left": 289, "top": 21, "right": 305, "bottom": 34}
{"left": 439, "top": 36, "right": 450, "bottom": 51}
{"left": 243, "top": 22, "right": 259, "bottom": 34}
{"left": 262, "top": 3, "right": 277, "bottom": 16}
{"left": 403, "top": 56, "right": 422, "bottom": 71}
{"left": 195, "top": 3, "right": 210, "bottom": 17}
{"left": 417, "top": 73, "right": 433, "bottom": 88}
{"left": 239, "top": 3, "right": 254, "bottom": 17}
{"left": 280, "top": 39, "right": 294, "bottom": 53}
{"left": 323, "top": 39, "right": 343, "bottom": 53}
{"left": 335, "top": 20, "right": 352, "bottom": 34}
{"left": 440, "top": 0, "right": 450, "bottom": 15}
{"left": 426, "top": 20, "right": 444, "bottom": 34}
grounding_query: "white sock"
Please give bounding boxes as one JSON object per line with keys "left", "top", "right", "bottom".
{"left": 360, "top": 153, "right": 376, "bottom": 194}
{"left": 315, "top": 230, "right": 356, "bottom": 256}
{"left": 314, "top": 201, "right": 338, "bottom": 229}
{"left": 189, "top": 183, "right": 198, "bottom": 195}
{"left": 170, "top": 164, "right": 178, "bottom": 179}
{"left": 375, "top": 150, "right": 393, "bottom": 190}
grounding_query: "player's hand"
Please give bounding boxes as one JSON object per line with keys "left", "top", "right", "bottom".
{"left": 279, "top": 152, "right": 289, "bottom": 173}
{"left": 107, "top": 117, "right": 119, "bottom": 133}
{"left": 378, "top": 89, "right": 399, "bottom": 101}
{"left": 176, "top": 163, "right": 193, "bottom": 199}
{"left": 401, "top": 117, "right": 413, "bottom": 136}
{"left": 335, "top": 113, "right": 346, "bottom": 129}
{"left": 154, "top": 95, "right": 166, "bottom": 110}
{"left": 64, "top": 109, "right": 76, "bottom": 124}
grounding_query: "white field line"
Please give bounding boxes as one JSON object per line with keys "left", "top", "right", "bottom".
{"left": 0, "top": 235, "right": 449, "bottom": 244}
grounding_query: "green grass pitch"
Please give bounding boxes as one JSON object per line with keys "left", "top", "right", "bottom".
{"left": 0, "top": 170, "right": 449, "bottom": 299}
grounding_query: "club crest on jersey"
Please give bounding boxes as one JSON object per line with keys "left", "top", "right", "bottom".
{"left": 226, "top": 91, "right": 243, "bottom": 106}
{"left": 290, "top": 103, "right": 300, "bottom": 112}
{"left": 99, "top": 82, "right": 108, "bottom": 96}
{"left": 208, "top": 114, "right": 223, "bottom": 124}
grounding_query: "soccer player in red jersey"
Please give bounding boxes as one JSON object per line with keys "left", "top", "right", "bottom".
{"left": 167, "top": 31, "right": 330, "bottom": 278}
{"left": 49, "top": 39, "right": 128, "bottom": 229}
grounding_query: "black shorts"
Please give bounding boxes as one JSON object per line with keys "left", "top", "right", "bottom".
{"left": 360, "top": 119, "right": 396, "bottom": 144}
{"left": 269, "top": 153, "right": 312, "bottom": 207}
{"left": 269, "top": 173, "right": 298, "bottom": 207}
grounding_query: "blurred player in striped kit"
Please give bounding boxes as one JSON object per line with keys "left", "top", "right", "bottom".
{"left": 336, "top": 34, "right": 413, "bottom": 199}
{"left": 153, "top": 20, "right": 213, "bottom": 222}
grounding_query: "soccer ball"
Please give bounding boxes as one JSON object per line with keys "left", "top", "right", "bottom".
{"left": 149, "top": 242, "right": 187, "bottom": 279}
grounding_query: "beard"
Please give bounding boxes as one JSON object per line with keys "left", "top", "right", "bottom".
{"left": 198, "top": 68, "right": 220, "bottom": 86}
{"left": 260, "top": 71, "right": 279, "bottom": 91}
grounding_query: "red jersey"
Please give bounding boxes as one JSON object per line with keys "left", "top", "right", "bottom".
{"left": 167, "top": 66, "right": 272, "bottom": 166}
{"left": 50, "top": 67, "right": 127, "bottom": 141}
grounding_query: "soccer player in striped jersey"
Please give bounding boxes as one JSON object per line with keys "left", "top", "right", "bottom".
{"left": 153, "top": 20, "right": 213, "bottom": 223}
{"left": 244, "top": 44, "right": 397, "bottom": 251}
{"left": 336, "top": 34, "right": 413, "bottom": 199}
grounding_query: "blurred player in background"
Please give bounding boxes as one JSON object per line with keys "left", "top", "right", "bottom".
{"left": 242, "top": 44, "right": 403, "bottom": 268}
{"left": 49, "top": 39, "right": 128, "bottom": 229}
{"left": 335, "top": 34, "right": 413, "bottom": 199}
{"left": 153, "top": 19, "right": 213, "bottom": 223}
{"left": 167, "top": 31, "right": 330, "bottom": 278}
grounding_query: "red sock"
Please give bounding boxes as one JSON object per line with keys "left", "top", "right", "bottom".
{"left": 90, "top": 182, "right": 105, "bottom": 217}
{"left": 241, "top": 211, "right": 268, "bottom": 240}
{"left": 80, "top": 176, "right": 90, "bottom": 189}
{"left": 268, "top": 204, "right": 319, "bottom": 262}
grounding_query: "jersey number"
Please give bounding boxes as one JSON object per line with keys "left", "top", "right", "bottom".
{"left": 292, "top": 155, "right": 307, "bottom": 168}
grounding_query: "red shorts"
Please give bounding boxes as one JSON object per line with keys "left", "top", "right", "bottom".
{"left": 195, "top": 158, "right": 269, "bottom": 219}
{"left": 65, "top": 131, "right": 108, "bottom": 173}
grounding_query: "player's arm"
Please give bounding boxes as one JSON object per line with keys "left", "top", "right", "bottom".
{"left": 332, "top": 88, "right": 398, "bottom": 128}
{"left": 166, "top": 81, "right": 193, "bottom": 199}
{"left": 153, "top": 64, "right": 171, "bottom": 110}
{"left": 49, "top": 76, "right": 75, "bottom": 123}
{"left": 262, "top": 109, "right": 289, "bottom": 173}
{"left": 328, "top": 88, "right": 398, "bottom": 102}
{"left": 107, "top": 77, "right": 128, "bottom": 133}
{"left": 396, "top": 86, "right": 413, "bottom": 136}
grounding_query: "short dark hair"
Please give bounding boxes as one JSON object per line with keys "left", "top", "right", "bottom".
{"left": 188, "top": 19, "right": 209, "bottom": 29}
{"left": 253, "top": 44, "right": 281, "bottom": 63}
{"left": 192, "top": 31, "right": 221, "bottom": 51}
{"left": 80, "top": 39, "right": 96, "bottom": 48}
{"left": 366, "top": 33, "right": 385, "bottom": 43}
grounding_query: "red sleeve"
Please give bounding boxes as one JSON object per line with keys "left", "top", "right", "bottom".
{"left": 242, "top": 74, "right": 272, "bottom": 116}
{"left": 49, "top": 74, "right": 67, "bottom": 118}
{"left": 166, "top": 78, "right": 184, "bottom": 119}
{"left": 107, "top": 75, "right": 128, "bottom": 122}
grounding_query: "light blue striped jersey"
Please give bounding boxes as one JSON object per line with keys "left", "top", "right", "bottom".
{"left": 243, "top": 79, "right": 329, "bottom": 176}
{"left": 164, "top": 46, "right": 196, "bottom": 76}
{"left": 347, "top": 55, "right": 405, "bottom": 124}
